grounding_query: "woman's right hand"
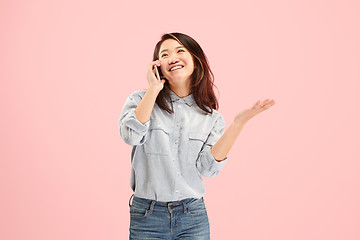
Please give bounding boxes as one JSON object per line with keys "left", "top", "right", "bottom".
{"left": 147, "top": 60, "right": 166, "bottom": 92}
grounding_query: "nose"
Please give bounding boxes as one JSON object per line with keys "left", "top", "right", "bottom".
{"left": 169, "top": 56, "right": 179, "bottom": 64}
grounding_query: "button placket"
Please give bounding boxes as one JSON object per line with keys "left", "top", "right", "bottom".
{"left": 171, "top": 101, "right": 184, "bottom": 199}
{"left": 173, "top": 103, "right": 181, "bottom": 148}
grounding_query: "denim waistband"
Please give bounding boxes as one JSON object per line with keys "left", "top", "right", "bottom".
{"left": 129, "top": 194, "right": 203, "bottom": 213}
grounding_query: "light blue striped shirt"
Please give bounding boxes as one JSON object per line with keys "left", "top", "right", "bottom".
{"left": 118, "top": 89, "right": 228, "bottom": 202}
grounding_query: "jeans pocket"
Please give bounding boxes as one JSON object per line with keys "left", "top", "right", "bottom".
{"left": 130, "top": 204, "right": 149, "bottom": 219}
{"left": 187, "top": 198, "right": 207, "bottom": 216}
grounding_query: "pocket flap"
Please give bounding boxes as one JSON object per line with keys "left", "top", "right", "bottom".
{"left": 189, "top": 132, "right": 208, "bottom": 142}
{"left": 149, "top": 119, "right": 171, "bottom": 133}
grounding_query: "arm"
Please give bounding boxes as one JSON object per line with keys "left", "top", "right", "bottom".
{"left": 134, "top": 86, "right": 161, "bottom": 124}
{"left": 134, "top": 60, "right": 165, "bottom": 124}
{"left": 210, "top": 121, "right": 245, "bottom": 162}
{"left": 195, "top": 115, "right": 228, "bottom": 177}
{"left": 118, "top": 91, "right": 151, "bottom": 145}
{"left": 118, "top": 60, "right": 165, "bottom": 145}
{"left": 210, "top": 98, "right": 276, "bottom": 161}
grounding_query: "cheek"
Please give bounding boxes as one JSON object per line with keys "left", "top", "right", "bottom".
{"left": 188, "top": 62, "right": 195, "bottom": 70}
{"left": 188, "top": 59, "right": 195, "bottom": 68}
{"left": 160, "top": 66, "right": 167, "bottom": 73}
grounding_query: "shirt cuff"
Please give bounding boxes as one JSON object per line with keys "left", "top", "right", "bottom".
{"left": 204, "top": 147, "right": 228, "bottom": 172}
{"left": 123, "top": 109, "right": 150, "bottom": 135}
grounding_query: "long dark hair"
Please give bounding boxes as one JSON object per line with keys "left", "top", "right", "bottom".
{"left": 152, "top": 32, "right": 219, "bottom": 114}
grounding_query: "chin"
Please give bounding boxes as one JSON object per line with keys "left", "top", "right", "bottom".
{"left": 167, "top": 75, "right": 191, "bottom": 82}
{"left": 168, "top": 78, "right": 185, "bottom": 85}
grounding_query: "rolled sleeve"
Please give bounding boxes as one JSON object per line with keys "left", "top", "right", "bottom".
{"left": 118, "top": 90, "right": 149, "bottom": 145}
{"left": 196, "top": 146, "right": 228, "bottom": 177}
{"left": 196, "top": 113, "right": 228, "bottom": 177}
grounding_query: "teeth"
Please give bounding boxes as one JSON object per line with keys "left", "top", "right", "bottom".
{"left": 170, "top": 66, "right": 183, "bottom": 71}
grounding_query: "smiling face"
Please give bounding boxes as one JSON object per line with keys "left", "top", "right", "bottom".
{"left": 158, "top": 39, "right": 195, "bottom": 90}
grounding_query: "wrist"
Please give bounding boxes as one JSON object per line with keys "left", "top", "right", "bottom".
{"left": 232, "top": 120, "right": 246, "bottom": 131}
{"left": 147, "top": 85, "right": 162, "bottom": 95}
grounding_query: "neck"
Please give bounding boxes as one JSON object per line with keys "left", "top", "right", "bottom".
{"left": 169, "top": 83, "right": 191, "bottom": 98}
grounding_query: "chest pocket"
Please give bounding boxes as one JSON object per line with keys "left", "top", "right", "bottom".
{"left": 187, "top": 132, "right": 208, "bottom": 164}
{"left": 143, "top": 120, "right": 171, "bottom": 156}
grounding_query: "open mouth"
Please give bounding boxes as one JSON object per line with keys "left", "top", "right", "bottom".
{"left": 169, "top": 66, "right": 184, "bottom": 71}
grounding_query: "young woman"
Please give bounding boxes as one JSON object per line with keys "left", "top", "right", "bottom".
{"left": 118, "top": 32, "right": 276, "bottom": 239}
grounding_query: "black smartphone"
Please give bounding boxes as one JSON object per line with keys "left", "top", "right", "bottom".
{"left": 154, "top": 65, "right": 163, "bottom": 81}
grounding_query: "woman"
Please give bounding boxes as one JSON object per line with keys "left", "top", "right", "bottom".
{"left": 118, "top": 32, "right": 276, "bottom": 239}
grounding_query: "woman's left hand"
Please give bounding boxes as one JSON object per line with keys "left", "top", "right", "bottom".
{"left": 234, "top": 99, "right": 276, "bottom": 125}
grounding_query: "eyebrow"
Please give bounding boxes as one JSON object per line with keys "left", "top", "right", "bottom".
{"left": 160, "top": 46, "right": 185, "bottom": 55}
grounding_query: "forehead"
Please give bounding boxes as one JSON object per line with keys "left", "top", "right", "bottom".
{"left": 159, "top": 39, "right": 184, "bottom": 51}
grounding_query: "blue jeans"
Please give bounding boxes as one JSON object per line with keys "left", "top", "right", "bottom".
{"left": 129, "top": 195, "right": 210, "bottom": 240}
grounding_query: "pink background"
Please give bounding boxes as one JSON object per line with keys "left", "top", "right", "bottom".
{"left": 1, "top": 0, "right": 360, "bottom": 239}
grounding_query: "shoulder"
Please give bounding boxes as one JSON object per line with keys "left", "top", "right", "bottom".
{"left": 193, "top": 106, "right": 225, "bottom": 128}
{"left": 209, "top": 109, "right": 226, "bottom": 127}
{"left": 207, "top": 108, "right": 224, "bottom": 121}
{"left": 191, "top": 104, "right": 225, "bottom": 124}
{"left": 130, "top": 89, "right": 146, "bottom": 98}
{"left": 127, "top": 89, "right": 147, "bottom": 102}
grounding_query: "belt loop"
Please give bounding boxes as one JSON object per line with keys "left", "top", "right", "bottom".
{"left": 182, "top": 200, "right": 188, "bottom": 213}
{"left": 128, "top": 193, "right": 134, "bottom": 207}
{"left": 149, "top": 200, "right": 156, "bottom": 214}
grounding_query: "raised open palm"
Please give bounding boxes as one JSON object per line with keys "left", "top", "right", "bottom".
{"left": 234, "top": 99, "right": 276, "bottom": 124}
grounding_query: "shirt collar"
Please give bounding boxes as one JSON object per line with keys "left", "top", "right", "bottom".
{"left": 169, "top": 89, "right": 195, "bottom": 107}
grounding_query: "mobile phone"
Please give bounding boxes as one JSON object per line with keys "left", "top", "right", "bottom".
{"left": 154, "top": 65, "right": 162, "bottom": 82}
